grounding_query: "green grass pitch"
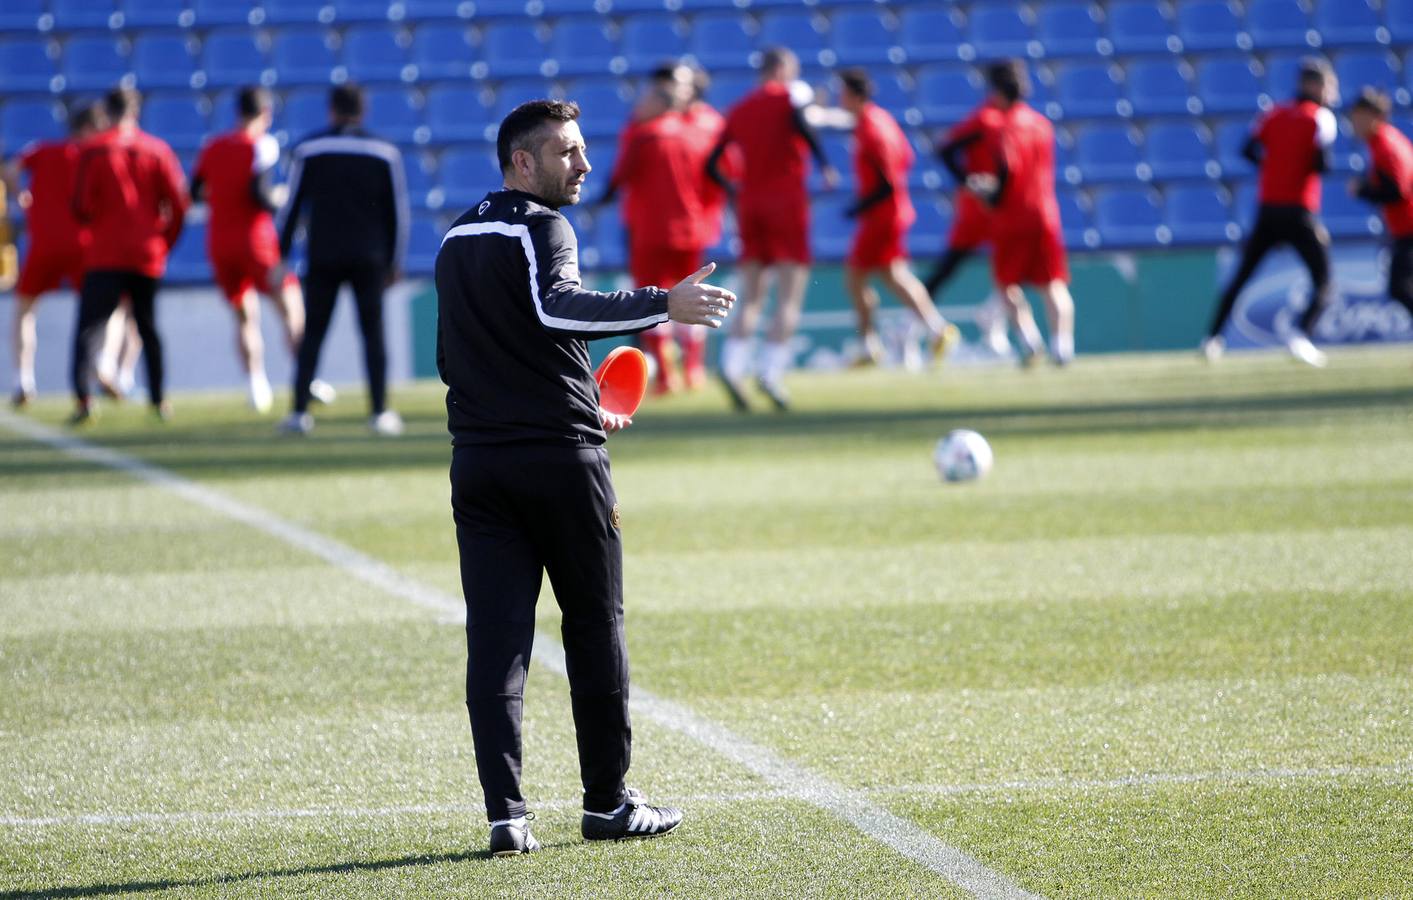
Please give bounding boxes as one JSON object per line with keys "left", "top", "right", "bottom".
{"left": 2, "top": 348, "right": 1411, "bottom": 898}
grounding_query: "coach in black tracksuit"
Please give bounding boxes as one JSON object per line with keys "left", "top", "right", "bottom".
{"left": 277, "top": 83, "right": 409, "bottom": 430}
{"left": 435, "top": 100, "right": 733, "bottom": 855}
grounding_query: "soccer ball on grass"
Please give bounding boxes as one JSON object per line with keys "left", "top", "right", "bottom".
{"left": 933, "top": 429, "right": 993, "bottom": 483}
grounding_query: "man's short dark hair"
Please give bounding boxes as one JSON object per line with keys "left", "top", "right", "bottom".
{"left": 838, "top": 67, "right": 873, "bottom": 101}
{"left": 69, "top": 100, "right": 105, "bottom": 134}
{"left": 760, "top": 46, "right": 797, "bottom": 76}
{"left": 104, "top": 86, "right": 140, "bottom": 121}
{"left": 1298, "top": 57, "right": 1332, "bottom": 87}
{"left": 496, "top": 99, "right": 581, "bottom": 173}
{"left": 237, "top": 85, "right": 273, "bottom": 120}
{"left": 649, "top": 62, "right": 680, "bottom": 84}
{"left": 1352, "top": 86, "right": 1391, "bottom": 118}
{"left": 330, "top": 83, "right": 364, "bottom": 120}
{"left": 987, "top": 60, "right": 1029, "bottom": 102}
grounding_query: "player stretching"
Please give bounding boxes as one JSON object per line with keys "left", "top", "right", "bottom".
{"left": 1204, "top": 59, "right": 1338, "bottom": 368}
{"left": 69, "top": 88, "right": 188, "bottom": 424}
{"left": 193, "top": 87, "right": 318, "bottom": 414}
{"left": 986, "top": 61, "right": 1075, "bottom": 366}
{"left": 2, "top": 103, "right": 105, "bottom": 407}
{"left": 707, "top": 47, "right": 838, "bottom": 411}
{"left": 836, "top": 68, "right": 958, "bottom": 368}
{"left": 1348, "top": 89, "right": 1413, "bottom": 334}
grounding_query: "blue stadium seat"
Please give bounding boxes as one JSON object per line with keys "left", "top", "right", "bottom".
{"left": 166, "top": 220, "right": 210, "bottom": 283}
{"left": 344, "top": 27, "right": 412, "bottom": 83}
{"left": 208, "top": 88, "right": 239, "bottom": 132}
{"left": 1195, "top": 57, "right": 1267, "bottom": 115}
{"left": 411, "top": 24, "right": 474, "bottom": 81}
{"left": 830, "top": 8, "right": 898, "bottom": 66}
{"left": 440, "top": 145, "right": 500, "bottom": 208}
{"left": 1, "top": 99, "right": 64, "bottom": 153}
{"left": 907, "top": 194, "right": 950, "bottom": 257}
{"left": 1263, "top": 51, "right": 1327, "bottom": 99}
{"left": 403, "top": 215, "right": 443, "bottom": 276}
{"left": 1036, "top": 2, "right": 1109, "bottom": 58}
{"left": 192, "top": 0, "right": 259, "bottom": 27}
{"left": 621, "top": 16, "right": 688, "bottom": 73}
{"left": 1127, "top": 59, "right": 1198, "bottom": 116}
{"left": 806, "top": 132, "right": 850, "bottom": 193}
{"left": 133, "top": 34, "right": 199, "bottom": 91}
{"left": 1107, "top": 2, "right": 1179, "bottom": 55}
{"left": 1214, "top": 118, "right": 1258, "bottom": 176}
{"left": 1055, "top": 63, "right": 1127, "bottom": 119}
{"left": 141, "top": 94, "right": 209, "bottom": 151}
{"left": 687, "top": 12, "right": 756, "bottom": 71}
{"left": 202, "top": 30, "right": 271, "bottom": 88}
{"left": 271, "top": 28, "right": 338, "bottom": 86}
{"left": 1231, "top": 180, "right": 1260, "bottom": 231}
{"left": 898, "top": 5, "right": 966, "bottom": 63}
{"left": 264, "top": 0, "right": 336, "bottom": 26}
{"left": 1094, "top": 187, "right": 1167, "bottom": 246}
{"left": 551, "top": 18, "right": 621, "bottom": 77}
{"left": 52, "top": 0, "right": 117, "bottom": 31}
{"left": 916, "top": 66, "right": 981, "bottom": 124}
{"left": 401, "top": 155, "right": 435, "bottom": 209}
{"left": 62, "top": 36, "right": 130, "bottom": 92}
{"left": 704, "top": 71, "right": 756, "bottom": 111}
{"left": 1314, "top": 0, "right": 1390, "bottom": 48}
{"left": 1334, "top": 51, "right": 1399, "bottom": 107}
{"left": 1329, "top": 126, "right": 1365, "bottom": 174}
{"left": 1146, "top": 122, "right": 1215, "bottom": 180}
{"left": 1056, "top": 190, "right": 1093, "bottom": 249}
{"left": 400, "top": 0, "right": 476, "bottom": 21}
{"left": 1244, "top": 0, "right": 1318, "bottom": 51}
{"left": 1074, "top": 124, "right": 1145, "bottom": 183}
{"left": 335, "top": 0, "right": 393, "bottom": 23}
{"left": 967, "top": 5, "right": 1039, "bottom": 61}
{"left": 587, "top": 209, "right": 626, "bottom": 270}
{"left": 277, "top": 88, "right": 330, "bottom": 144}
{"left": 1322, "top": 180, "right": 1380, "bottom": 237}
{"left": 1166, "top": 184, "right": 1236, "bottom": 244}
{"left": 757, "top": 11, "right": 828, "bottom": 68}
{"left": 1177, "top": 1, "right": 1250, "bottom": 53}
{"left": 481, "top": 22, "right": 549, "bottom": 79}
{"left": 1, "top": 39, "right": 59, "bottom": 94}
{"left": 425, "top": 84, "right": 494, "bottom": 142}
{"left": 365, "top": 86, "right": 425, "bottom": 144}
{"left": 870, "top": 72, "right": 916, "bottom": 125}
{"left": 810, "top": 195, "right": 852, "bottom": 261}
{"left": 568, "top": 79, "right": 631, "bottom": 140}
{"left": 0, "top": 0, "right": 47, "bottom": 34}
{"left": 1389, "top": 0, "right": 1413, "bottom": 44}
{"left": 492, "top": 79, "right": 555, "bottom": 121}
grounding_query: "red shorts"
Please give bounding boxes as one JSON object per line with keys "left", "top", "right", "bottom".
{"left": 848, "top": 219, "right": 908, "bottom": 270}
{"left": 991, "top": 223, "right": 1069, "bottom": 287}
{"left": 949, "top": 197, "right": 992, "bottom": 250}
{"left": 211, "top": 251, "right": 293, "bottom": 306}
{"left": 737, "top": 202, "right": 810, "bottom": 265}
{"left": 630, "top": 244, "right": 702, "bottom": 290}
{"left": 17, "top": 245, "right": 85, "bottom": 297}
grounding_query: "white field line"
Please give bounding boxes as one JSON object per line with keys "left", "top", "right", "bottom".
{"left": 0, "top": 410, "right": 1038, "bottom": 898}
{"left": 4, "top": 763, "right": 1408, "bottom": 831}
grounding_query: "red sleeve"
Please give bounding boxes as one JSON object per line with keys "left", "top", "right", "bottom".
{"left": 612, "top": 124, "right": 640, "bottom": 188}
{"left": 157, "top": 143, "right": 189, "bottom": 248}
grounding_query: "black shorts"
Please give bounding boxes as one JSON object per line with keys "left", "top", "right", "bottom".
{"left": 1388, "top": 236, "right": 1413, "bottom": 303}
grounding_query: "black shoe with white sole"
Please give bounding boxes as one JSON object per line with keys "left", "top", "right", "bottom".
{"left": 489, "top": 813, "right": 540, "bottom": 857}
{"left": 581, "top": 788, "right": 683, "bottom": 841}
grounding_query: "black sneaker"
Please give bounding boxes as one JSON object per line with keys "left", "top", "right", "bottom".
{"left": 489, "top": 812, "right": 540, "bottom": 857}
{"left": 581, "top": 788, "right": 683, "bottom": 841}
{"left": 719, "top": 373, "right": 751, "bottom": 413}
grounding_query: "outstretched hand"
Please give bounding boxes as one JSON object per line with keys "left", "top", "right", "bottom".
{"left": 667, "top": 262, "right": 736, "bottom": 328}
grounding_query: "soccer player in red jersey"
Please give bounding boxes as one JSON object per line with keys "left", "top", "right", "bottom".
{"left": 2, "top": 102, "right": 106, "bottom": 407}
{"left": 707, "top": 47, "right": 838, "bottom": 411}
{"left": 836, "top": 68, "right": 958, "bottom": 368}
{"left": 193, "top": 87, "right": 309, "bottom": 414}
{"left": 984, "top": 61, "right": 1075, "bottom": 366}
{"left": 1348, "top": 88, "right": 1413, "bottom": 327}
{"left": 69, "top": 87, "right": 188, "bottom": 424}
{"left": 1205, "top": 59, "right": 1338, "bottom": 368}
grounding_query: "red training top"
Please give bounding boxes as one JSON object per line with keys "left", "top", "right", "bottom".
{"left": 1366, "top": 121, "right": 1413, "bottom": 238}
{"left": 194, "top": 130, "right": 281, "bottom": 265}
{"left": 612, "top": 111, "right": 707, "bottom": 252}
{"left": 1254, "top": 99, "right": 1336, "bottom": 211}
{"left": 17, "top": 139, "right": 88, "bottom": 257}
{"left": 993, "top": 102, "right": 1060, "bottom": 235}
{"left": 683, "top": 100, "right": 735, "bottom": 248}
{"left": 852, "top": 101, "right": 915, "bottom": 228}
{"left": 721, "top": 81, "right": 812, "bottom": 213}
{"left": 73, "top": 124, "right": 188, "bottom": 277}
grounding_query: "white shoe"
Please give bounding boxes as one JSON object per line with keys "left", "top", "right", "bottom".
{"left": 277, "top": 412, "right": 314, "bottom": 436}
{"left": 1200, "top": 336, "right": 1225, "bottom": 363}
{"left": 248, "top": 375, "right": 273, "bottom": 414}
{"left": 309, "top": 379, "right": 337, "bottom": 405}
{"left": 370, "top": 410, "right": 404, "bottom": 436}
{"left": 1286, "top": 334, "right": 1327, "bottom": 368}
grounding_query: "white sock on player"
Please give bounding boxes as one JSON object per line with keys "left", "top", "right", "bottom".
{"left": 248, "top": 370, "right": 273, "bottom": 413}
{"left": 761, "top": 341, "right": 794, "bottom": 386}
{"left": 721, "top": 337, "right": 753, "bottom": 383}
{"left": 18, "top": 368, "right": 36, "bottom": 396}
{"left": 1051, "top": 331, "right": 1074, "bottom": 364}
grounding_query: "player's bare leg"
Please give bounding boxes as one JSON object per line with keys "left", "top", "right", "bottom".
{"left": 845, "top": 266, "right": 885, "bottom": 366}
{"left": 1001, "top": 284, "right": 1046, "bottom": 367}
{"left": 1039, "top": 280, "right": 1075, "bottom": 366}
{"left": 676, "top": 322, "right": 707, "bottom": 390}
{"left": 96, "top": 301, "right": 134, "bottom": 399}
{"left": 234, "top": 289, "right": 273, "bottom": 414}
{"left": 880, "top": 260, "right": 960, "bottom": 368}
{"left": 758, "top": 262, "right": 807, "bottom": 410}
{"left": 720, "top": 260, "right": 766, "bottom": 411}
{"left": 11, "top": 294, "right": 38, "bottom": 407}
{"left": 271, "top": 272, "right": 334, "bottom": 404}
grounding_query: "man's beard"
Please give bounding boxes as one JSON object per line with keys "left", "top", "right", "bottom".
{"left": 531, "top": 170, "right": 580, "bottom": 209}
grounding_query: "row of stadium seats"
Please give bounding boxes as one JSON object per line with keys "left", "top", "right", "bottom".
{"left": 5, "top": 0, "right": 1411, "bottom": 60}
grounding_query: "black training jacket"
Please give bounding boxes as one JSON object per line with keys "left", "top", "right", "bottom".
{"left": 436, "top": 189, "right": 669, "bottom": 447}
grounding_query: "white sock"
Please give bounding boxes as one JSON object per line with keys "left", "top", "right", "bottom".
{"left": 1018, "top": 321, "right": 1044, "bottom": 356}
{"left": 1051, "top": 331, "right": 1074, "bottom": 361}
{"left": 18, "top": 369, "right": 35, "bottom": 394}
{"left": 489, "top": 815, "right": 527, "bottom": 829}
{"left": 721, "top": 337, "right": 754, "bottom": 382}
{"left": 583, "top": 802, "right": 627, "bottom": 820}
{"left": 761, "top": 342, "right": 793, "bottom": 385}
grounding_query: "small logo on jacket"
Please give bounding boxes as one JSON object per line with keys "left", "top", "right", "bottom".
{"left": 610, "top": 504, "right": 621, "bottom": 530}
{"left": 478, "top": 200, "right": 490, "bottom": 215}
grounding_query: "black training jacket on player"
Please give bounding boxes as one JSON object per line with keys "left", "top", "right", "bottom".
{"left": 435, "top": 188, "right": 669, "bottom": 447}
{"left": 276, "top": 124, "right": 409, "bottom": 273}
